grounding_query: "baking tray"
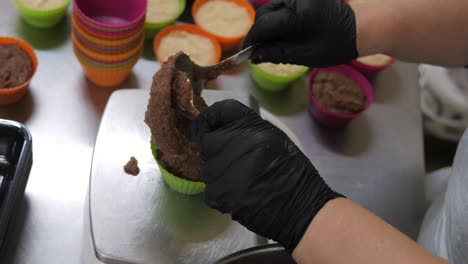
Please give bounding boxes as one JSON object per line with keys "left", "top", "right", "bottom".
{"left": 0, "top": 119, "right": 32, "bottom": 248}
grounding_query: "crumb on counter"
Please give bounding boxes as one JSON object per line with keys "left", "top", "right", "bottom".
{"left": 124, "top": 156, "right": 140, "bottom": 176}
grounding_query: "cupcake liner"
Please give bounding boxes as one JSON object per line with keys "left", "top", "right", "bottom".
{"left": 14, "top": 0, "right": 71, "bottom": 28}
{"left": 192, "top": 0, "right": 255, "bottom": 51}
{"left": 144, "top": 0, "right": 186, "bottom": 39}
{"left": 251, "top": 0, "right": 271, "bottom": 9}
{"left": 153, "top": 23, "right": 222, "bottom": 65}
{"left": 72, "top": 33, "right": 144, "bottom": 62}
{"left": 73, "top": 20, "right": 145, "bottom": 46}
{"left": 73, "top": 0, "right": 147, "bottom": 31}
{"left": 79, "top": 63, "right": 134, "bottom": 87}
{"left": 308, "top": 65, "right": 374, "bottom": 127}
{"left": 150, "top": 139, "right": 205, "bottom": 195}
{"left": 73, "top": 45, "right": 141, "bottom": 69}
{"left": 0, "top": 37, "right": 38, "bottom": 105}
{"left": 249, "top": 62, "right": 308, "bottom": 91}
{"left": 349, "top": 57, "right": 396, "bottom": 78}
{"left": 73, "top": 27, "right": 145, "bottom": 55}
{"left": 72, "top": 12, "right": 145, "bottom": 40}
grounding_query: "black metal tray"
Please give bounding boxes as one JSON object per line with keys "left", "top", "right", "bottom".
{"left": 216, "top": 244, "right": 296, "bottom": 264}
{"left": 0, "top": 119, "right": 32, "bottom": 248}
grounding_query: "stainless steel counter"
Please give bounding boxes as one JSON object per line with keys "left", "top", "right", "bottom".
{"left": 0, "top": 1, "right": 426, "bottom": 263}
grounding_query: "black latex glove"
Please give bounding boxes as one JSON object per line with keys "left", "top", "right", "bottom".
{"left": 243, "top": 0, "right": 358, "bottom": 68}
{"left": 187, "top": 100, "right": 343, "bottom": 253}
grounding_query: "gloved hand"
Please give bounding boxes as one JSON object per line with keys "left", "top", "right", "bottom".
{"left": 187, "top": 100, "right": 343, "bottom": 252}
{"left": 243, "top": 0, "right": 359, "bottom": 68}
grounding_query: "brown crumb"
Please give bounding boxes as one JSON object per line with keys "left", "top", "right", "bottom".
{"left": 124, "top": 156, "right": 140, "bottom": 176}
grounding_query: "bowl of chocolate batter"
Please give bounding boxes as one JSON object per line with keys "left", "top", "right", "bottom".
{"left": 0, "top": 37, "right": 38, "bottom": 105}
{"left": 308, "top": 65, "right": 373, "bottom": 127}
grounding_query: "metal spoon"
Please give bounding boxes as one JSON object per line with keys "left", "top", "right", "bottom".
{"left": 175, "top": 45, "right": 255, "bottom": 95}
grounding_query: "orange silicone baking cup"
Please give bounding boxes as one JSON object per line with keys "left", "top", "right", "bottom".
{"left": 0, "top": 37, "right": 38, "bottom": 105}
{"left": 78, "top": 62, "right": 134, "bottom": 87}
{"left": 153, "top": 23, "right": 222, "bottom": 65}
{"left": 192, "top": 0, "right": 255, "bottom": 51}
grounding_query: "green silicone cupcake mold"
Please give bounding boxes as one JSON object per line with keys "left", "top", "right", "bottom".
{"left": 151, "top": 139, "right": 205, "bottom": 195}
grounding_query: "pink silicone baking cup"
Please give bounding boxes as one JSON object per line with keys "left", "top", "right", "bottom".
{"left": 73, "top": 41, "right": 142, "bottom": 66}
{"left": 73, "top": 0, "right": 147, "bottom": 31}
{"left": 349, "top": 57, "right": 396, "bottom": 78}
{"left": 251, "top": 0, "right": 271, "bottom": 9}
{"left": 72, "top": 32, "right": 143, "bottom": 61}
{"left": 308, "top": 65, "right": 374, "bottom": 127}
{"left": 72, "top": 12, "right": 145, "bottom": 41}
{"left": 72, "top": 27, "right": 144, "bottom": 54}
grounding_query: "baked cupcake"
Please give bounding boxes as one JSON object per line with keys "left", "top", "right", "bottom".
{"left": 249, "top": 62, "right": 308, "bottom": 91}
{"left": 145, "top": 53, "right": 208, "bottom": 195}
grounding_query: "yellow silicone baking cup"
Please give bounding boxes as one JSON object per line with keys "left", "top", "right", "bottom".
{"left": 150, "top": 139, "right": 205, "bottom": 195}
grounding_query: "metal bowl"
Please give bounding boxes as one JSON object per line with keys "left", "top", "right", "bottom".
{"left": 216, "top": 244, "right": 296, "bottom": 264}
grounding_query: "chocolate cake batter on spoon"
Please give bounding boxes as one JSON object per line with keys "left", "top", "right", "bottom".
{"left": 144, "top": 49, "right": 249, "bottom": 181}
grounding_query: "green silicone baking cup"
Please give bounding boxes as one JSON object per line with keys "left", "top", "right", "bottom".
{"left": 150, "top": 139, "right": 205, "bottom": 195}
{"left": 14, "top": 0, "right": 71, "bottom": 28}
{"left": 144, "top": 0, "right": 186, "bottom": 39}
{"left": 249, "top": 62, "right": 309, "bottom": 92}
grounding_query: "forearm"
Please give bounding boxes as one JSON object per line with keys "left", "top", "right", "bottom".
{"left": 351, "top": 0, "right": 468, "bottom": 66}
{"left": 292, "top": 198, "right": 448, "bottom": 264}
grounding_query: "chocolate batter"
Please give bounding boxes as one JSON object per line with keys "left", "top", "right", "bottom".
{"left": 0, "top": 44, "right": 33, "bottom": 89}
{"left": 145, "top": 53, "right": 208, "bottom": 182}
{"left": 124, "top": 157, "right": 140, "bottom": 176}
{"left": 312, "top": 71, "right": 366, "bottom": 114}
